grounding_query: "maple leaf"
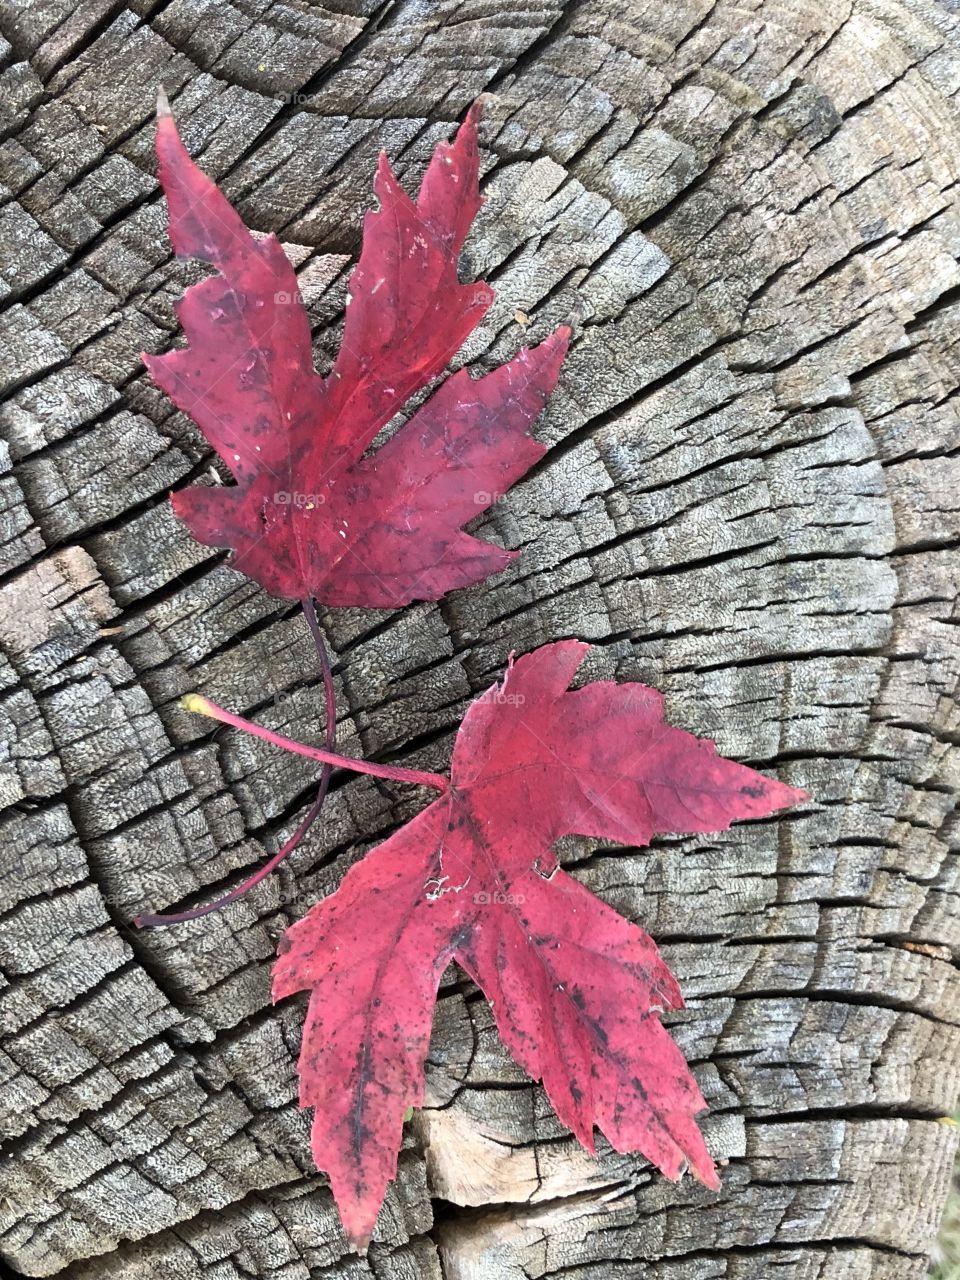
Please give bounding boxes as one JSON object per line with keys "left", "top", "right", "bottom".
{"left": 145, "top": 96, "right": 569, "bottom": 607}
{"left": 259, "top": 640, "right": 808, "bottom": 1250}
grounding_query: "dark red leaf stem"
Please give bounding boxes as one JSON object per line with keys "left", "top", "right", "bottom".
{"left": 135, "top": 598, "right": 342, "bottom": 927}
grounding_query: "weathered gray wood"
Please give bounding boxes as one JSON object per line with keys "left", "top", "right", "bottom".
{"left": 1, "top": 0, "right": 959, "bottom": 1276}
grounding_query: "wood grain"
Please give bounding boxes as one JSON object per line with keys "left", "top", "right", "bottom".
{"left": 0, "top": 1, "right": 958, "bottom": 1275}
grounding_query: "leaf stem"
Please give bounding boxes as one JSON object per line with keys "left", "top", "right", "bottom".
{"left": 136, "top": 598, "right": 340, "bottom": 928}
{"left": 134, "top": 792, "right": 328, "bottom": 927}
{"left": 288, "top": 594, "right": 338, "bottom": 856}
{"left": 180, "top": 695, "right": 449, "bottom": 791}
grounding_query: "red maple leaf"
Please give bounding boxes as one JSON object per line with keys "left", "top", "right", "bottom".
{"left": 145, "top": 96, "right": 569, "bottom": 607}
{"left": 257, "top": 640, "right": 807, "bottom": 1250}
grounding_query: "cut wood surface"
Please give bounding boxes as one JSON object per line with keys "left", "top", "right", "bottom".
{"left": 1, "top": 1, "right": 959, "bottom": 1276}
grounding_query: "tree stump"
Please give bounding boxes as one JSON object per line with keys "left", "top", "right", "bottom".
{"left": 1, "top": 1, "right": 959, "bottom": 1276}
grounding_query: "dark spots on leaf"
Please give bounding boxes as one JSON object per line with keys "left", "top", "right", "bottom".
{"left": 631, "top": 1076, "right": 650, "bottom": 1101}
{"left": 153, "top": 108, "right": 745, "bottom": 1248}
{"left": 450, "top": 923, "right": 474, "bottom": 950}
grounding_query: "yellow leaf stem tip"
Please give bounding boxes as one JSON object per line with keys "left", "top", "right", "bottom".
{"left": 181, "top": 692, "right": 217, "bottom": 717}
